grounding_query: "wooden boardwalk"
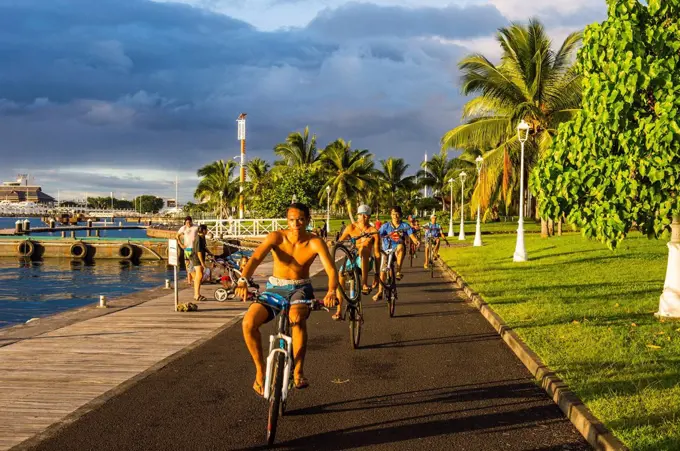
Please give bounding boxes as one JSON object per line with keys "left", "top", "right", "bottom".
{"left": 0, "top": 258, "right": 328, "bottom": 450}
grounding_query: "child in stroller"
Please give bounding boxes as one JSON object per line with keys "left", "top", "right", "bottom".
{"left": 213, "top": 249, "right": 259, "bottom": 301}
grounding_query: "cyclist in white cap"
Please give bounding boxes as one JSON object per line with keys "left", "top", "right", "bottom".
{"left": 334, "top": 204, "right": 380, "bottom": 320}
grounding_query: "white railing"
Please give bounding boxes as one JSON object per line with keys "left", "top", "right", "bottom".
{"left": 199, "top": 218, "right": 298, "bottom": 238}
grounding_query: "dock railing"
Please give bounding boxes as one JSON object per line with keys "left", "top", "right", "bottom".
{"left": 199, "top": 218, "right": 289, "bottom": 239}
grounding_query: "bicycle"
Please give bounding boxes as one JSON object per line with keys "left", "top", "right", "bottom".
{"left": 378, "top": 242, "right": 400, "bottom": 318}
{"left": 408, "top": 230, "right": 420, "bottom": 267}
{"left": 424, "top": 236, "right": 435, "bottom": 278}
{"left": 332, "top": 231, "right": 376, "bottom": 349}
{"left": 248, "top": 288, "right": 328, "bottom": 446}
{"left": 213, "top": 244, "right": 257, "bottom": 301}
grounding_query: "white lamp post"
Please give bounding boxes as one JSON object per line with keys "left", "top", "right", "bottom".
{"left": 458, "top": 171, "right": 467, "bottom": 240}
{"left": 513, "top": 119, "right": 531, "bottom": 262}
{"left": 325, "top": 186, "right": 331, "bottom": 234}
{"left": 473, "top": 155, "right": 484, "bottom": 247}
{"left": 447, "top": 178, "right": 454, "bottom": 237}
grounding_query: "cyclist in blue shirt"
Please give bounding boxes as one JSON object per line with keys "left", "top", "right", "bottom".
{"left": 373, "top": 205, "right": 420, "bottom": 301}
{"left": 423, "top": 214, "right": 443, "bottom": 268}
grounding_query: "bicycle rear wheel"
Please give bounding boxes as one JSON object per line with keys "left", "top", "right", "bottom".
{"left": 332, "top": 244, "right": 361, "bottom": 304}
{"left": 266, "top": 352, "right": 285, "bottom": 446}
{"left": 349, "top": 299, "right": 363, "bottom": 349}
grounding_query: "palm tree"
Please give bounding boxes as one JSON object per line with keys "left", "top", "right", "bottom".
{"left": 273, "top": 126, "right": 318, "bottom": 167}
{"left": 245, "top": 157, "right": 270, "bottom": 202}
{"left": 440, "top": 19, "right": 582, "bottom": 233}
{"left": 377, "top": 158, "right": 415, "bottom": 207}
{"left": 194, "top": 160, "right": 240, "bottom": 217}
{"left": 318, "top": 139, "right": 374, "bottom": 223}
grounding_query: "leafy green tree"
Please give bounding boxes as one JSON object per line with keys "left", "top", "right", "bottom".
{"left": 194, "top": 160, "right": 239, "bottom": 217}
{"left": 273, "top": 126, "right": 318, "bottom": 167}
{"left": 133, "top": 195, "right": 164, "bottom": 213}
{"left": 318, "top": 139, "right": 374, "bottom": 223}
{"left": 441, "top": 19, "right": 582, "bottom": 225}
{"left": 250, "top": 166, "right": 324, "bottom": 218}
{"left": 534, "top": 0, "right": 680, "bottom": 248}
{"left": 245, "top": 157, "right": 271, "bottom": 202}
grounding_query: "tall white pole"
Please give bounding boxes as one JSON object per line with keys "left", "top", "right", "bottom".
{"left": 448, "top": 180, "right": 454, "bottom": 237}
{"left": 474, "top": 157, "right": 483, "bottom": 247}
{"left": 423, "top": 152, "right": 428, "bottom": 198}
{"left": 326, "top": 191, "right": 331, "bottom": 234}
{"left": 458, "top": 178, "right": 466, "bottom": 240}
{"left": 513, "top": 140, "right": 527, "bottom": 261}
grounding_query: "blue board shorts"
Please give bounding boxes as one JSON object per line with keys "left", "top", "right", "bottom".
{"left": 255, "top": 281, "right": 315, "bottom": 324}
{"left": 344, "top": 256, "right": 373, "bottom": 272}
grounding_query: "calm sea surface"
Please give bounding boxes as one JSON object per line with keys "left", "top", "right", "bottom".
{"left": 0, "top": 217, "right": 174, "bottom": 329}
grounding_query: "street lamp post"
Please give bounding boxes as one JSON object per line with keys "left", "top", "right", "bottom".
{"left": 236, "top": 113, "right": 247, "bottom": 219}
{"left": 458, "top": 171, "right": 467, "bottom": 240}
{"left": 292, "top": 194, "right": 297, "bottom": 204}
{"left": 473, "top": 156, "right": 484, "bottom": 247}
{"left": 325, "top": 186, "right": 331, "bottom": 234}
{"left": 447, "top": 178, "right": 454, "bottom": 237}
{"left": 513, "top": 120, "right": 531, "bottom": 262}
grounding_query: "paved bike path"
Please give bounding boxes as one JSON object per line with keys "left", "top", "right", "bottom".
{"left": 29, "top": 260, "right": 590, "bottom": 451}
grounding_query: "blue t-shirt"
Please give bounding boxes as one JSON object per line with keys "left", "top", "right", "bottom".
{"left": 425, "top": 223, "right": 442, "bottom": 238}
{"left": 379, "top": 221, "right": 413, "bottom": 250}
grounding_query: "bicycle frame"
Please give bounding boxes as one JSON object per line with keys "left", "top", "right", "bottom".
{"left": 264, "top": 313, "right": 294, "bottom": 401}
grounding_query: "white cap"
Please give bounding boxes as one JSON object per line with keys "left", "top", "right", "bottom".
{"left": 357, "top": 204, "right": 371, "bottom": 216}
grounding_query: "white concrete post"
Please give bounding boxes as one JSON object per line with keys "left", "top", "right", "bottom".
{"left": 657, "top": 215, "right": 680, "bottom": 319}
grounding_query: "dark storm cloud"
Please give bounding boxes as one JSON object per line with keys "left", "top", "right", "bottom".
{"left": 305, "top": 2, "right": 506, "bottom": 40}
{"left": 0, "top": 0, "right": 510, "bottom": 191}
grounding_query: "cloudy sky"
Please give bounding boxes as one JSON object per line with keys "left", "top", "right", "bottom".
{"left": 0, "top": 0, "right": 607, "bottom": 202}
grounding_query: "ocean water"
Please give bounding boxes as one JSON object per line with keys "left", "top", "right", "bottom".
{"left": 0, "top": 258, "right": 173, "bottom": 328}
{"left": 0, "top": 217, "right": 149, "bottom": 239}
{"left": 0, "top": 216, "right": 174, "bottom": 329}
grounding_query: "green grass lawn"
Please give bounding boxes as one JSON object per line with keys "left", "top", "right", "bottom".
{"left": 439, "top": 233, "right": 680, "bottom": 450}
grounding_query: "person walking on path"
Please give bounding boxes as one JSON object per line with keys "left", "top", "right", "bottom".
{"left": 334, "top": 204, "right": 380, "bottom": 320}
{"left": 373, "top": 205, "right": 419, "bottom": 301}
{"left": 177, "top": 216, "right": 198, "bottom": 286}
{"left": 191, "top": 224, "right": 210, "bottom": 302}
{"left": 235, "top": 203, "right": 339, "bottom": 396}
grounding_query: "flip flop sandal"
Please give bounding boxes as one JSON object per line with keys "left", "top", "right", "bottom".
{"left": 332, "top": 312, "right": 345, "bottom": 321}
{"left": 253, "top": 381, "right": 264, "bottom": 397}
{"left": 372, "top": 292, "right": 383, "bottom": 302}
{"left": 194, "top": 295, "right": 207, "bottom": 302}
{"left": 361, "top": 286, "right": 372, "bottom": 295}
{"left": 294, "top": 377, "right": 309, "bottom": 390}
{"left": 396, "top": 272, "right": 404, "bottom": 281}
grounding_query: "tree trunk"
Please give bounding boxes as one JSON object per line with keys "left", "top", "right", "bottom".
{"left": 346, "top": 200, "right": 355, "bottom": 224}
{"left": 548, "top": 218, "right": 554, "bottom": 237}
{"left": 557, "top": 216, "right": 563, "bottom": 236}
{"left": 541, "top": 218, "right": 548, "bottom": 238}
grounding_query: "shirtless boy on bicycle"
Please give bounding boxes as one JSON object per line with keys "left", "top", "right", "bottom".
{"left": 334, "top": 204, "right": 381, "bottom": 319}
{"left": 235, "top": 203, "right": 338, "bottom": 396}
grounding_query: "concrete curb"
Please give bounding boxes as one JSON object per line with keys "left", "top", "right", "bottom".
{"left": 437, "top": 260, "right": 629, "bottom": 451}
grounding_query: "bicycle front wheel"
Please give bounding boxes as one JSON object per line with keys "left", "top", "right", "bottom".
{"left": 266, "top": 352, "right": 285, "bottom": 446}
{"left": 386, "top": 266, "right": 396, "bottom": 318}
{"left": 349, "top": 300, "right": 363, "bottom": 349}
{"left": 333, "top": 244, "right": 361, "bottom": 304}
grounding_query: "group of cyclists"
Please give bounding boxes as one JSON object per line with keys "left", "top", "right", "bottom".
{"left": 233, "top": 202, "right": 444, "bottom": 397}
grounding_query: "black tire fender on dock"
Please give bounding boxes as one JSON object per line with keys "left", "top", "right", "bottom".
{"left": 17, "top": 240, "right": 35, "bottom": 258}
{"left": 70, "top": 241, "right": 88, "bottom": 259}
{"left": 118, "top": 243, "right": 137, "bottom": 260}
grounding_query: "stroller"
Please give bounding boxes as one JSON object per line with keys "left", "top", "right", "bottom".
{"left": 212, "top": 246, "right": 259, "bottom": 301}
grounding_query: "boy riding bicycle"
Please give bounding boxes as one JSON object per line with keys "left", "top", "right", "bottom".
{"left": 423, "top": 214, "right": 443, "bottom": 268}
{"left": 334, "top": 204, "right": 381, "bottom": 319}
{"left": 235, "top": 203, "right": 338, "bottom": 396}
{"left": 373, "top": 206, "right": 420, "bottom": 301}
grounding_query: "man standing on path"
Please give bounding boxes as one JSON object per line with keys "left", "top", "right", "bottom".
{"left": 235, "top": 203, "right": 339, "bottom": 396}
{"left": 177, "top": 216, "right": 198, "bottom": 286}
{"left": 373, "top": 206, "right": 419, "bottom": 301}
{"left": 333, "top": 204, "right": 380, "bottom": 320}
{"left": 191, "top": 224, "right": 210, "bottom": 301}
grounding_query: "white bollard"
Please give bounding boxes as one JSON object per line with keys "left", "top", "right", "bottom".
{"left": 98, "top": 295, "right": 108, "bottom": 308}
{"left": 165, "top": 279, "right": 172, "bottom": 289}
